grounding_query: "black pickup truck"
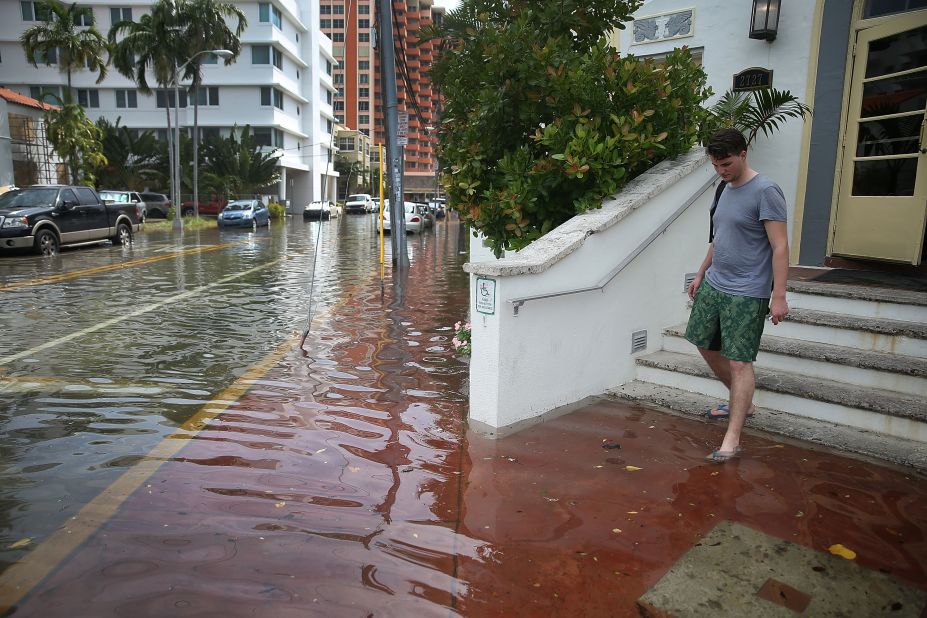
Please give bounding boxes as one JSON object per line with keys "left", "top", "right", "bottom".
{"left": 0, "top": 185, "right": 139, "bottom": 256}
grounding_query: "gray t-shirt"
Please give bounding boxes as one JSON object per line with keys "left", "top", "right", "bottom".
{"left": 705, "top": 174, "right": 787, "bottom": 299}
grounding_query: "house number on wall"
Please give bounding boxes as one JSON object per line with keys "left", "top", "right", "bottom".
{"left": 475, "top": 277, "right": 496, "bottom": 315}
{"left": 732, "top": 67, "right": 773, "bottom": 92}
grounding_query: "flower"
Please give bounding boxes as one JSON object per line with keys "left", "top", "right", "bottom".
{"left": 452, "top": 319, "right": 472, "bottom": 356}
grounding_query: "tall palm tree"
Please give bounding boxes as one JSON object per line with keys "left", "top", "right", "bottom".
{"left": 20, "top": 0, "right": 109, "bottom": 99}
{"left": 177, "top": 0, "right": 246, "bottom": 215}
{"left": 109, "top": 0, "right": 185, "bottom": 209}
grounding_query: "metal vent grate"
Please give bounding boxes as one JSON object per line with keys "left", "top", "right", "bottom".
{"left": 631, "top": 330, "right": 647, "bottom": 354}
{"left": 684, "top": 272, "right": 697, "bottom": 292}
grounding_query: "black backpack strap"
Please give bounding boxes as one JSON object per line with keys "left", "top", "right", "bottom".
{"left": 708, "top": 180, "right": 726, "bottom": 243}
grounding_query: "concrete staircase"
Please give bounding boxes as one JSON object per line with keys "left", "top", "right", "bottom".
{"left": 612, "top": 278, "right": 927, "bottom": 470}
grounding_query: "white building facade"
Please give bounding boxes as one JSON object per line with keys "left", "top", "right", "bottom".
{"left": 0, "top": 0, "right": 339, "bottom": 209}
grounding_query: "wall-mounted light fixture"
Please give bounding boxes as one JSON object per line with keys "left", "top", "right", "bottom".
{"left": 749, "top": 0, "right": 781, "bottom": 41}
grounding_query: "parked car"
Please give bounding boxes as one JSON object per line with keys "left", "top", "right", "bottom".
{"left": 217, "top": 199, "right": 270, "bottom": 229}
{"left": 303, "top": 200, "right": 334, "bottom": 220}
{"left": 416, "top": 203, "right": 435, "bottom": 228}
{"left": 99, "top": 189, "right": 147, "bottom": 223}
{"left": 181, "top": 194, "right": 227, "bottom": 216}
{"left": 379, "top": 200, "right": 424, "bottom": 234}
{"left": 0, "top": 185, "right": 138, "bottom": 256}
{"left": 140, "top": 192, "right": 171, "bottom": 218}
{"left": 427, "top": 200, "right": 447, "bottom": 219}
{"left": 344, "top": 193, "right": 374, "bottom": 214}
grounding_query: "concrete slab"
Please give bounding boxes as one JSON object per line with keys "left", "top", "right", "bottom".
{"left": 640, "top": 521, "right": 927, "bottom": 617}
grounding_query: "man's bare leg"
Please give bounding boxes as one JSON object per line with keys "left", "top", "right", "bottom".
{"left": 697, "top": 347, "right": 732, "bottom": 388}
{"left": 718, "top": 360, "right": 754, "bottom": 452}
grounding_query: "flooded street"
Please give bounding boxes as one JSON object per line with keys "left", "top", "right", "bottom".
{"left": 1, "top": 216, "right": 926, "bottom": 616}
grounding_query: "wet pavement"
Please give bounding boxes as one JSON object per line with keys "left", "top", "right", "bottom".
{"left": 1, "top": 217, "right": 926, "bottom": 616}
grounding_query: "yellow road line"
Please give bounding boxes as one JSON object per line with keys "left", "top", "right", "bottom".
{"left": 0, "top": 241, "right": 250, "bottom": 292}
{"left": 0, "top": 277, "right": 367, "bottom": 613}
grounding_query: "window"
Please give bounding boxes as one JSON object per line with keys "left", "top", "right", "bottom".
{"left": 332, "top": 19, "right": 344, "bottom": 28}
{"left": 259, "top": 2, "right": 282, "bottom": 28}
{"left": 359, "top": 73, "right": 369, "bottom": 84}
{"left": 359, "top": 114, "right": 369, "bottom": 125}
{"left": 156, "top": 90, "right": 188, "bottom": 108}
{"left": 406, "top": 161, "right": 418, "bottom": 169}
{"left": 358, "top": 32, "right": 370, "bottom": 43}
{"left": 326, "top": 90, "right": 333, "bottom": 104}
{"left": 359, "top": 87, "right": 369, "bottom": 97}
{"left": 334, "top": 101, "right": 344, "bottom": 111}
{"left": 260, "top": 86, "right": 284, "bottom": 110}
{"left": 864, "top": 0, "right": 927, "bottom": 17}
{"left": 75, "top": 187, "right": 98, "bottom": 204}
{"left": 332, "top": 32, "right": 344, "bottom": 42}
{"left": 29, "top": 85, "right": 62, "bottom": 103}
{"left": 74, "top": 8, "right": 93, "bottom": 26}
{"left": 21, "top": 1, "right": 53, "bottom": 21}
{"left": 337, "top": 136, "right": 354, "bottom": 150}
{"left": 115, "top": 89, "right": 137, "bottom": 108}
{"left": 325, "top": 59, "right": 332, "bottom": 75}
{"left": 359, "top": 60, "right": 370, "bottom": 70}
{"left": 194, "top": 86, "right": 219, "bottom": 106}
{"left": 272, "top": 47, "right": 282, "bottom": 69}
{"left": 253, "top": 127, "right": 284, "bottom": 148}
{"left": 358, "top": 101, "right": 369, "bottom": 111}
{"left": 358, "top": 19, "right": 370, "bottom": 28}
{"left": 320, "top": 18, "right": 331, "bottom": 28}
{"left": 252, "top": 45, "right": 270, "bottom": 64}
{"left": 35, "top": 47, "right": 59, "bottom": 65}
{"left": 333, "top": 5, "right": 344, "bottom": 14}
{"left": 320, "top": 5, "right": 331, "bottom": 13}
{"left": 359, "top": 5, "right": 370, "bottom": 14}
{"left": 334, "top": 73, "right": 344, "bottom": 84}
{"left": 110, "top": 7, "right": 131, "bottom": 24}
{"left": 326, "top": 119, "right": 333, "bottom": 133}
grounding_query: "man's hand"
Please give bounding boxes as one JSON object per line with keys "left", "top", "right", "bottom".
{"left": 769, "top": 296, "right": 789, "bottom": 325}
{"left": 687, "top": 273, "right": 703, "bottom": 300}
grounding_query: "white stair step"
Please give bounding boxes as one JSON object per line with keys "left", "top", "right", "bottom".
{"left": 634, "top": 351, "right": 927, "bottom": 442}
{"left": 609, "top": 381, "right": 927, "bottom": 471}
{"left": 769, "top": 308, "right": 927, "bottom": 358}
{"left": 787, "top": 280, "right": 927, "bottom": 322}
{"left": 662, "top": 324, "right": 927, "bottom": 397}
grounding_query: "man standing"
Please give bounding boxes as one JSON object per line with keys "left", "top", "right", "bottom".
{"left": 685, "top": 129, "right": 790, "bottom": 463}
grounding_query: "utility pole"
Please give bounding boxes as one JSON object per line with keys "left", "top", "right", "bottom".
{"left": 376, "top": 0, "right": 408, "bottom": 268}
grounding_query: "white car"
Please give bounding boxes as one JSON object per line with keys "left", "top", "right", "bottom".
{"left": 303, "top": 200, "right": 334, "bottom": 220}
{"left": 344, "top": 193, "right": 373, "bottom": 214}
{"left": 380, "top": 200, "right": 424, "bottom": 234}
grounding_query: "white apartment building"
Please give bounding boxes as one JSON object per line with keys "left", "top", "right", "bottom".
{"left": 0, "top": 0, "right": 339, "bottom": 210}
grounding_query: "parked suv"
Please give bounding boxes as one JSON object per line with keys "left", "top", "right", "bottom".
{"left": 99, "top": 189, "right": 147, "bottom": 222}
{"left": 344, "top": 193, "right": 373, "bottom": 214}
{"left": 0, "top": 185, "right": 139, "bottom": 256}
{"left": 140, "top": 192, "right": 171, "bottom": 218}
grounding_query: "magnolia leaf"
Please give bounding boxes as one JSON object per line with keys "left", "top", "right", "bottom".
{"left": 828, "top": 544, "right": 857, "bottom": 560}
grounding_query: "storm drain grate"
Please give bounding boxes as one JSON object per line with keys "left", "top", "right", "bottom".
{"left": 631, "top": 330, "right": 647, "bottom": 354}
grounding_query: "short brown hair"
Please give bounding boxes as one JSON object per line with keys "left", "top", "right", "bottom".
{"left": 706, "top": 129, "right": 747, "bottom": 159}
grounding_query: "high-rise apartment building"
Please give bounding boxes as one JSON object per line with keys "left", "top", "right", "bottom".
{"left": 321, "top": 0, "right": 443, "bottom": 201}
{"left": 0, "top": 1, "right": 339, "bottom": 210}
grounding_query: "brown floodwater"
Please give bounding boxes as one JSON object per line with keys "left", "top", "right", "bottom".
{"left": 2, "top": 216, "right": 926, "bottom": 616}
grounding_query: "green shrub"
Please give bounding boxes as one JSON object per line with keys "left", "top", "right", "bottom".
{"left": 268, "top": 202, "right": 285, "bottom": 220}
{"left": 429, "top": 0, "right": 711, "bottom": 257}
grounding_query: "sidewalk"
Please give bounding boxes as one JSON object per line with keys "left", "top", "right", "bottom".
{"left": 6, "top": 270, "right": 927, "bottom": 616}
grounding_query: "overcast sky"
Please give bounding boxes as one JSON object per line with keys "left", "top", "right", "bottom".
{"left": 433, "top": 0, "right": 460, "bottom": 11}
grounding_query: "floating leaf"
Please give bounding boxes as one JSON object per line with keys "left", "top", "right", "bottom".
{"left": 275, "top": 501, "right": 286, "bottom": 508}
{"left": 612, "top": 528, "right": 622, "bottom": 534}
{"left": 828, "top": 544, "right": 857, "bottom": 560}
{"left": 8, "top": 538, "right": 31, "bottom": 550}
{"left": 625, "top": 465, "right": 642, "bottom": 472}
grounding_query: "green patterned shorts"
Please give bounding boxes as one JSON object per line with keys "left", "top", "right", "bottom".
{"left": 685, "top": 281, "right": 769, "bottom": 362}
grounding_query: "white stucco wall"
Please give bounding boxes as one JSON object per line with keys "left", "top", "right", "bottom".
{"left": 618, "top": 0, "right": 818, "bottom": 244}
{"left": 465, "top": 149, "right": 717, "bottom": 431}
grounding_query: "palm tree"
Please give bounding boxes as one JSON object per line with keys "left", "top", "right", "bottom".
{"left": 20, "top": 0, "right": 109, "bottom": 100}
{"left": 109, "top": 1, "right": 185, "bottom": 209}
{"left": 177, "top": 0, "right": 246, "bottom": 215}
{"left": 708, "top": 88, "right": 812, "bottom": 147}
{"left": 201, "top": 126, "right": 281, "bottom": 197}
{"left": 96, "top": 117, "right": 162, "bottom": 190}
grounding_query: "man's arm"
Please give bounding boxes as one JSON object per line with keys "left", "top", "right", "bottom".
{"left": 764, "top": 220, "right": 789, "bottom": 324}
{"left": 687, "top": 244, "right": 714, "bottom": 300}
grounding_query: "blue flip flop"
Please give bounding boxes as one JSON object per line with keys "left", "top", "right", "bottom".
{"left": 705, "top": 403, "right": 730, "bottom": 420}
